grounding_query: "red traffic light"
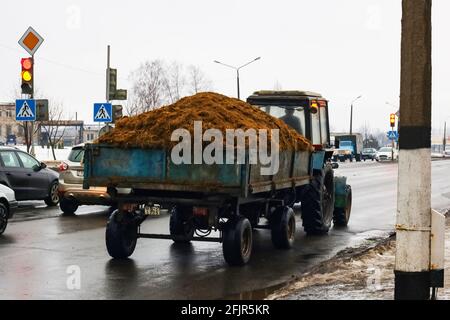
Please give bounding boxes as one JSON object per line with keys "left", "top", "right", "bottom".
{"left": 21, "top": 58, "right": 33, "bottom": 70}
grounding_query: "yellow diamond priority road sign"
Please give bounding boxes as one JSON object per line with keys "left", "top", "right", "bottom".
{"left": 18, "top": 27, "right": 44, "bottom": 56}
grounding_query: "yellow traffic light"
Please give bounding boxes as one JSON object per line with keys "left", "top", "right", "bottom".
{"left": 390, "top": 113, "right": 396, "bottom": 127}
{"left": 22, "top": 70, "right": 32, "bottom": 82}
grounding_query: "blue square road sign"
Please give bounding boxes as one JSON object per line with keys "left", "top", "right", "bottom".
{"left": 93, "top": 103, "right": 113, "bottom": 123}
{"left": 16, "top": 99, "right": 36, "bottom": 121}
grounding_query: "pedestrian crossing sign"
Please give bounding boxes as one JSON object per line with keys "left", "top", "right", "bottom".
{"left": 16, "top": 99, "right": 36, "bottom": 121}
{"left": 94, "top": 103, "right": 112, "bottom": 123}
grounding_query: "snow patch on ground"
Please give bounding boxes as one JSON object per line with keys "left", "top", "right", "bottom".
{"left": 269, "top": 217, "right": 450, "bottom": 300}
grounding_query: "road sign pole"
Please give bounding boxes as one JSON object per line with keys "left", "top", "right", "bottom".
{"left": 391, "top": 137, "right": 395, "bottom": 161}
{"left": 30, "top": 54, "right": 35, "bottom": 157}
{"left": 18, "top": 26, "right": 43, "bottom": 156}
{"left": 105, "top": 45, "right": 111, "bottom": 131}
{"left": 106, "top": 45, "right": 110, "bottom": 104}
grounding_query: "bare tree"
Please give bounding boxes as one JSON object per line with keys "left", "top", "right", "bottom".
{"left": 273, "top": 81, "right": 283, "bottom": 91}
{"left": 40, "top": 102, "right": 68, "bottom": 160}
{"left": 359, "top": 122, "right": 372, "bottom": 141}
{"left": 187, "top": 65, "right": 212, "bottom": 94}
{"left": 164, "top": 61, "right": 186, "bottom": 104}
{"left": 12, "top": 87, "right": 42, "bottom": 154}
{"left": 128, "top": 60, "right": 214, "bottom": 114}
{"left": 129, "top": 60, "right": 167, "bottom": 114}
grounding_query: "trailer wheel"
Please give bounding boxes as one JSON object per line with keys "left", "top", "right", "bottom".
{"left": 333, "top": 185, "right": 352, "bottom": 227}
{"left": 170, "top": 206, "right": 194, "bottom": 244}
{"left": 106, "top": 210, "right": 138, "bottom": 259}
{"left": 223, "top": 217, "right": 253, "bottom": 266}
{"left": 271, "top": 206, "right": 296, "bottom": 249}
{"left": 59, "top": 198, "right": 79, "bottom": 215}
{"left": 301, "top": 165, "right": 335, "bottom": 235}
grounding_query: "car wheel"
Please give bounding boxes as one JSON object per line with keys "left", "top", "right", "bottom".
{"left": 0, "top": 203, "right": 8, "bottom": 235}
{"left": 60, "top": 197, "right": 79, "bottom": 215}
{"left": 45, "top": 181, "right": 60, "bottom": 207}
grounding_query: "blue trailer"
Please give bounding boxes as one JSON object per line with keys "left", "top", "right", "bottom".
{"left": 83, "top": 91, "right": 352, "bottom": 266}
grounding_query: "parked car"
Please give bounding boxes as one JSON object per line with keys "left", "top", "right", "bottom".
{"left": 58, "top": 143, "right": 116, "bottom": 215}
{"left": 6, "top": 135, "right": 17, "bottom": 146}
{"left": 376, "top": 147, "right": 398, "bottom": 161}
{"left": 0, "top": 184, "right": 18, "bottom": 235}
{"left": 0, "top": 147, "right": 60, "bottom": 206}
{"left": 362, "top": 148, "right": 377, "bottom": 161}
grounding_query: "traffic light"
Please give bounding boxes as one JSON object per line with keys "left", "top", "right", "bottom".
{"left": 112, "top": 105, "right": 123, "bottom": 123}
{"left": 21, "top": 57, "right": 33, "bottom": 95}
{"left": 108, "top": 68, "right": 117, "bottom": 100}
{"left": 390, "top": 113, "right": 396, "bottom": 128}
{"left": 107, "top": 68, "right": 127, "bottom": 101}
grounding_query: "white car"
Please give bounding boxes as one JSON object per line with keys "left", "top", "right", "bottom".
{"left": 376, "top": 147, "right": 399, "bottom": 161}
{"left": 0, "top": 184, "right": 18, "bottom": 235}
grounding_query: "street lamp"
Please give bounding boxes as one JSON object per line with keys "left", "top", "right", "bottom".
{"left": 214, "top": 57, "right": 261, "bottom": 100}
{"left": 349, "top": 95, "right": 362, "bottom": 135}
{"left": 386, "top": 101, "right": 400, "bottom": 117}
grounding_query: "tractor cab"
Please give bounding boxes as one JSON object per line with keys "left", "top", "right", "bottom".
{"left": 247, "top": 90, "right": 331, "bottom": 151}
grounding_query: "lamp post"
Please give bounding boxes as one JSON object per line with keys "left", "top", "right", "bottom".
{"left": 349, "top": 95, "right": 362, "bottom": 135}
{"left": 214, "top": 57, "right": 261, "bottom": 100}
{"left": 444, "top": 121, "right": 447, "bottom": 156}
{"left": 443, "top": 118, "right": 450, "bottom": 157}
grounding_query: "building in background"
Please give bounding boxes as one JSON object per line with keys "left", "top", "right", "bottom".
{"left": 2, "top": 103, "right": 103, "bottom": 147}
{"left": 83, "top": 124, "right": 101, "bottom": 143}
{"left": 432, "top": 135, "right": 450, "bottom": 155}
{"left": 0, "top": 103, "right": 25, "bottom": 144}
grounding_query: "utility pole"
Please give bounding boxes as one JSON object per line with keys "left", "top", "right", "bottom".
{"left": 444, "top": 122, "right": 447, "bottom": 156}
{"left": 104, "top": 45, "right": 112, "bottom": 134}
{"left": 237, "top": 69, "right": 241, "bottom": 100}
{"left": 106, "top": 45, "right": 111, "bottom": 104}
{"left": 350, "top": 104, "right": 353, "bottom": 135}
{"left": 349, "top": 95, "right": 362, "bottom": 135}
{"left": 395, "top": 0, "right": 432, "bottom": 300}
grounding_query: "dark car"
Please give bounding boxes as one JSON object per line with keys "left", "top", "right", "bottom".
{"left": 0, "top": 147, "right": 60, "bottom": 206}
{"left": 6, "top": 135, "right": 17, "bottom": 146}
{"left": 362, "top": 148, "right": 377, "bottom": 161}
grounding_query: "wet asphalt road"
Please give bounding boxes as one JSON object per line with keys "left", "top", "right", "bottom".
{"left": 1, "top": 160, "right": 450, "bottom": 300}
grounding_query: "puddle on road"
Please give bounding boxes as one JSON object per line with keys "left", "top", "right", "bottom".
{"left": 224, "top": 283, "right": 288, "bottom": 300}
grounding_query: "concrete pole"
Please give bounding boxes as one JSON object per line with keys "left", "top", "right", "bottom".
{"left": 395, "top": 0, "right": 432, "bottom": 300}
{"left": 444, "top": 122, "right": 447, "bottom": 156}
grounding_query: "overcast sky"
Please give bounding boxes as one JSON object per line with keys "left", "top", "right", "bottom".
{"left": 1, "top": 0, "right": 449, "bottom": 135}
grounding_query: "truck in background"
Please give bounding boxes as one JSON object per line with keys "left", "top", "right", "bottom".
{"left": 332, "top": 133, "right": 364, "bottom": 162}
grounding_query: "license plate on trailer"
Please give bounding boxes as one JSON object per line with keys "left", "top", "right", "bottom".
{"left": 144, "top": 205, "right": 161, "bottom": 216}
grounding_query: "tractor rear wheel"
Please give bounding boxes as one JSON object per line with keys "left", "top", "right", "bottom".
{"left": 301, "top": 165, "right": 335, "bottom": 235}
